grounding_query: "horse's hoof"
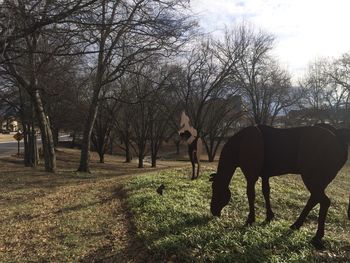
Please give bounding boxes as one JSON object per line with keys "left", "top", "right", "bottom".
{"left": 265, "top": 214, "right": 275, "bottom": 223}
{"left": 264, "top": 218, "right": 273, "bottom": 224}
{"left": 311, "top": 237, "right": 325, "bottom": 250}
{"left": 290, "top": 223, "right": 302, "bottom": 230}
{"left": 245, "top": 220, "right": 255, "bottom": 227}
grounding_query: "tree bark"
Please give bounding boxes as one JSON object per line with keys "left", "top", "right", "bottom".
{"left": 77, "top": 94, "right": 99, "bottom": 172}
{"left": 99, "top": 154, "right": 104, "bottom": 163}
{"left": 151, "top": 154, "right": 157, "bottom": 167}
{"left": 31, "top": 90, "right": 56, "bottom": 172}
{"left": 52, "top": 127, "right": 59, "bottom": 148}
{"left": 175, "top": 140, "right": 180, "bottom": 155}
{"left": 124, "top": 134, "right": 132, "bottom": 163}
{"left": 138, "top": 155, "right": 144, "bottom": 168}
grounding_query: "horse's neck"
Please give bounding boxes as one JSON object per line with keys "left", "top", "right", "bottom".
{"left": 217, "top": 156, "right": 237, "bottom": 186}
{"left": 216, "top": 138, "right": 238, "bottom": 186}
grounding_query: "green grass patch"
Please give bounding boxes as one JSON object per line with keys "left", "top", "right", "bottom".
{"left": 125, "top": 166, "right": 350, "bottom": 262}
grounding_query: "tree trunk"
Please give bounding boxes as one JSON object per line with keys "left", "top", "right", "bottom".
{"left": 77, "top": 96, "right": 99, "bottom": 172}
{"left": 99, "top": 153, "right": 104, "bottom": 163}
{"left": 23, "top": 127, "right": 29, "bottom": 165}
{"left": 109, "top": 138, "right": 113, "bottom": 155}
{"left": 52, "top": 127, "right": 59, "bottom": 148}
{"left": 31, "top": 90, "right": 56, "bottom": 172}
{"left": 151, "top": 154, "right": 156, "bottom": 167}
{"left": 208, "top": 154, "right": 214, "bottom": 162}
{"left": 125, "top": 136, "right": 132, "bottom": 163}
{"left": 71, "top": 131, "right": 76, "bottom": 148}
{"left": 23, "top": 121, "right": 38, "bottom": 167}
{"left": 138, "top": 155, "right": 144, "bottom": 168}
{"left": 77, "top": 53, "right": 104, "bottom": 172}
{"left": 175, "top": 140, "right": 180, "bottom": 155}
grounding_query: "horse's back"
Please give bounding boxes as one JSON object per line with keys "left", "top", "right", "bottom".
{"left": 221, "top": 125, "right": 346, "bottom": 179}
{"left": 259, "top": 125, "right": 303, "bottom": 175}
{"left": 297, "top": 126, "right": 345, "bottom": 176}
{"left": 259, "top": 125, "right": 345, "bottom": 178}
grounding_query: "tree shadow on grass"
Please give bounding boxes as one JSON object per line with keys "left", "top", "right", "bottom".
{"left": 78, "top": 184, "right": 213, "bottom": 263}
{"left": 78, "top": 185, "right": 152, "bottom": 263}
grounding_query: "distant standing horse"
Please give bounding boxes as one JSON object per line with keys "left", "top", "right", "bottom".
{"left": 210, "top": 125, "right": 350, "bottom": 248}
{"left": 178, "top": 111, "right": 202, "bottom": 180}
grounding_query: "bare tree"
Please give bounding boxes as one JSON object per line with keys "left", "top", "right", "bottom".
{"left": 76, "top": 0, "right": 194, "bottom": 172}
{"left": 201, "top": 95, "right": 242, "bottom": 161}
{"left": 91, "top": 96, "right": 119, "bottom": 163}
{"left": 299, "top": 57, "right": 350, "bottom": 126}
{"left": 230, "top": 25, "right": 300, "bottom": 125}
{"left": 174, "top": 31, "right": 247, "bottom": 161}
{"left": 0, "top": 0, "right": 100, "bottom": 172}
{"left": 0, "top": 0, "right": 98, "bottom": 55}
{"left": 147, "top": 65, "right": 179, "bottom": 167}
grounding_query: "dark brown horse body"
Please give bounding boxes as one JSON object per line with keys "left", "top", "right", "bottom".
{"left": 210, "top": 124, "right": 350, "bottom": 248}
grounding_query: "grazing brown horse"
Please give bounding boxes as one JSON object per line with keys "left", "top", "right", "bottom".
{"left": 210, "top": 124, "right": 350, "bottom": 248}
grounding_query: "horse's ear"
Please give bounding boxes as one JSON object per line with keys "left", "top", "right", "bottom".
{"left": 209, "top": 173, "right": 216, "bottom": 182}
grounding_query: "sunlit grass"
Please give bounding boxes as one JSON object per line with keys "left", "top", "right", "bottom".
{"left": 125, "top": 166, "right": 350, "bottom": 262}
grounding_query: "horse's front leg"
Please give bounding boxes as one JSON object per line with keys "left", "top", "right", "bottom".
{"left": 246, "top": 179, "right": 257, "bottom": 225}
{"left": 262, "top": 176, "right": 275, "bottom": 222}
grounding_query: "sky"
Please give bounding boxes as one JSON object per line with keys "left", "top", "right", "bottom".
{"left": 190, "top": 0, "right": 350, "bottom": 81}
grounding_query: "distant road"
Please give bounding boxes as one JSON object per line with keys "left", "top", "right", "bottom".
{"left": 0, "top": 134, "right": 71, "bottom": 157}
{"left": 0, "top": 141, "right": 25, "bottom": 157}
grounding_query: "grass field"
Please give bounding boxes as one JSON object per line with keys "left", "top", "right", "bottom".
{"left": 0, "top": 148, "right": 349, "bottom": 262}
{"left": 0, "top": 148, "right": 183, "bottom": 262}
{"left": 125, "top": 166, "right": 350, "bottom": 262}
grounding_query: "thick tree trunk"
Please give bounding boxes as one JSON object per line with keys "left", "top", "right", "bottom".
{"left": 109, "top": 139, "right": 113, "bottom": 155}
{"left": 23, "top": 123, "right": 32, "bottom": 167}
{"left": 124, "top": 136, "right": 132, "bottom": 163}
{"left": 23, "top": 121, "right": 38, "bottom": 167}
{"left": 99, "top": 153, "right": 104, "bottom": 163}
{"left": 151, "top": 154, "right": 156, "bottom": 167}
{"left": 78, "top": 47, "right": 104, "bottom": 172}
{"left": 77, "top": 96, "right": 99, "bottom": 172}
{"left": 31, "top": 90, "right": 56, "bottom": 172}
{"left": 52, "top": 127, "right": 59, "bottom": 148}
{"left": 138, "top": 155, "right": 144, "bottom": 168}
{"left": 138, "top": 144, "right": 145, "bottom": 168}
{"left": 175, "top": 140, "right": 180, "bottom": 155}
{"left": 71, "top": 131, "right": 76, "bottom": 148}
{"left": 208, "top": 154, "right": 214, "bottom": 162}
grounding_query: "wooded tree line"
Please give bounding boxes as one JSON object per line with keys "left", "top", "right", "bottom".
{"left": 1, "top": 0, "right": 350, "bottom": 172}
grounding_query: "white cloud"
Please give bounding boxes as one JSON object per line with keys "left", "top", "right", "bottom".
{"left": 190, "top": 0, "right": 350, "bottom": 81}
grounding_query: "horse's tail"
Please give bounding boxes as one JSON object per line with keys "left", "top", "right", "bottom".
{"left": 348, "top": 195, "right": 350, "bottom": 220}
{"left": 332, "top": 128, "right": 350, "bottom": 220}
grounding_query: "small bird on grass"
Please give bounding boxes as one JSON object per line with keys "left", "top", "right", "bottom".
{"left": 157, "top": 184, "right": 165, "bottom": 195}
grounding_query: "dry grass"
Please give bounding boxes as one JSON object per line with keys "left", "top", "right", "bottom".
{"left": 0, "top": 148, "right": 186, "bottom": 262}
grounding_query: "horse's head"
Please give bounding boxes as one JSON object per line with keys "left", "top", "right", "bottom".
{"left": 209, "top": 173, "right": 231, "bottom": 217}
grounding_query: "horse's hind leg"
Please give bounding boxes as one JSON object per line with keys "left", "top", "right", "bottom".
{"left": 312, "top": 191, "right": 330, "bottom": 249}
{"left": 290, "top": 193, "right": 318, "bottom": 230}
{"left": 245, "top": 176, "right": 258, "bottom": 225}
{"left": 262, "top": 177, "right": 274, "bottom": 222}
